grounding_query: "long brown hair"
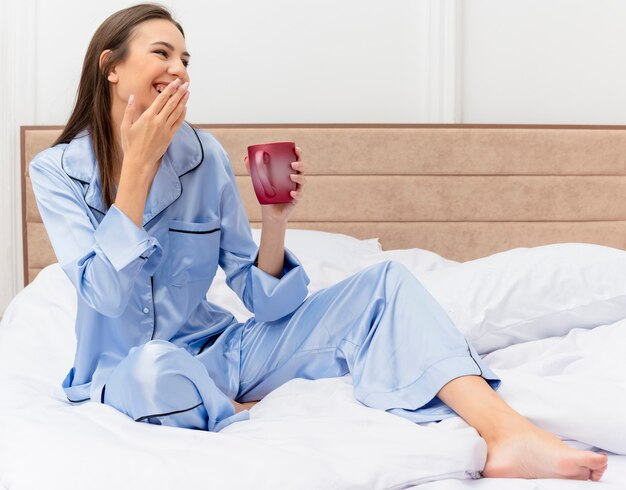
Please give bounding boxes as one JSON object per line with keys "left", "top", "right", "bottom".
{"left": 53, "top": 4, "right": 184, "bottom": 209}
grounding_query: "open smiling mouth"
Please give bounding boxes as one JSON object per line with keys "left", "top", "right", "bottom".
{"left": 153, "top": 83, "right": 167, "bottom": 94}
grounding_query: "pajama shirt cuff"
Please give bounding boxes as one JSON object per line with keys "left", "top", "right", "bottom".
{"left": 203, "top": 383, "right": 251, "bottom": 432}
{"left": 62, "top": 367, "right": 91, "bottom": 403}
{"left": 94, "top": 204, "right": 163, "bottom": 272}
{"left": 214, "top": 409, "right": 250, "bottom": 432}
{"left": 249, "top": 248, "right": 310, "bottom": 322}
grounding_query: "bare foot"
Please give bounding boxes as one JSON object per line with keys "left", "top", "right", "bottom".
{"left": 436, "top": 375, "right": 608, "bottom": 481}
{"left": 482, "top": 422, "right": 608, "bottom": 481}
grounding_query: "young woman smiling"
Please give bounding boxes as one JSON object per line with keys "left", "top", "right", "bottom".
{"left": 30, "top": 4, "right": 607, "bottom": 482}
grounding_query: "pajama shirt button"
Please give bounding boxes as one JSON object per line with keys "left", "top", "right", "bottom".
{"left": 143, "top": 307, "right": 150, "bottom": 314}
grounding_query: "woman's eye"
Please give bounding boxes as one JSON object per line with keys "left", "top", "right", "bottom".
{"left": 154, "top": 50, "right": 189, "bottom": 68}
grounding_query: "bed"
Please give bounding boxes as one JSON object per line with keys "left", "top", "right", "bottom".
{"left": 2, "top": 124, "right": 626, "bottom": 489}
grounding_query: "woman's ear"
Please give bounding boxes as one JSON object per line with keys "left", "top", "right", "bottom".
{"left": 99, "top": 49, "right": 118, "bottom": 83}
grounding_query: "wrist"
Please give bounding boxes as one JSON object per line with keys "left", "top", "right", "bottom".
{"left": 114, "top": 163, "right": 153, "bottom": 228}
{"left": 119, "top": 159, "right": 154, "bottom": 186}
{"left": 260, "top": 208, "right": 288, "bottom": 228}
{"left": 259, "top": 220, "right": 287, "bottom": 247}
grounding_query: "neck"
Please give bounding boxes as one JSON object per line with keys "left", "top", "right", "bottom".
{"left": 110, "top": 95, "right": 127, "bottom": 186}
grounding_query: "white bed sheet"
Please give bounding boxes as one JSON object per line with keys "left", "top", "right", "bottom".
{"left": 2, "top": 234, "right": 626, "bottom": 489}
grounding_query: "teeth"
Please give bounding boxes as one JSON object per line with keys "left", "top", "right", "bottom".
{"left": 155, "top": 84, "right": 166, "bottom": 93}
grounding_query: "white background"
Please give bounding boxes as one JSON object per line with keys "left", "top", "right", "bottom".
{"left": 2, "top": 0, "right": 626, "bottom": 315}
{"left": 35, "top": 0, "right": 431, "bottom": 124}
{"left": 462, "top": 0, "right": 626, "bottom": 124}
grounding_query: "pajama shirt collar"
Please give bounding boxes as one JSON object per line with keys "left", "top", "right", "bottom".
{"left": 60, "top": 122, "right": 204, "bottom": 226}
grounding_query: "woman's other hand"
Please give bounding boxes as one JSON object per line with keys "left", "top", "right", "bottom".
{"left": 243, "top": 146, "right": 306, "bottom": 224}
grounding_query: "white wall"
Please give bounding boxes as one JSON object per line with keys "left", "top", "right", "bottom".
{"left": 462, "top": 0, "right": 626, "bottom": 124}
{"left": 1, "top": 0, "right": 37, "bottom": 318}
{"left": 37, "top": 0, "right": 431, "bottom": 124}
{"left": 3, "top": 0, "right": 626, "bottom": 314}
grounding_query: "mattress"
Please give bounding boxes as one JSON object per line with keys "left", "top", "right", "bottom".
{"left": 1, "top": 229, "right": 626, "bottom": 489}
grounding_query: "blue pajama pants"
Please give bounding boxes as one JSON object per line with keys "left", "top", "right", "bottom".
{"left": 103, "top": 261, "right": 500, "bottom": 431}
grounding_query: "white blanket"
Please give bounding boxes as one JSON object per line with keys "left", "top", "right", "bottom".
{"left": 2, "top": 234, "right": 626, "bottom": 489}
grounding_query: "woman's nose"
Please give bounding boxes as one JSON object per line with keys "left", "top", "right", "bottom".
{"left": 168, "top": 59, "right": 188, "bottom": 80}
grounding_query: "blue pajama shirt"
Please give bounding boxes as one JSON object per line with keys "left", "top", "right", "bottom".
{"left": 30, "top": 123, "right": 499, "bottom": 432}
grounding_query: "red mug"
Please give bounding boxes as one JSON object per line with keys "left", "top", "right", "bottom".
{"left": 247, "top": 142, "right": 297, "bottom": 204}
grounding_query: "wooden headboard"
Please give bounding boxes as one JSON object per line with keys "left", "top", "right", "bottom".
{"left": 21, "top": 124, "right": 626, "bottom": 285}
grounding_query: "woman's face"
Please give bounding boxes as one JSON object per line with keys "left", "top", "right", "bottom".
{"left": 107, "top": 19, "right": 190, "bottom": 113}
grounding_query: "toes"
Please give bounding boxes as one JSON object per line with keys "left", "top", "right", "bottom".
{"left": 571, "top": 452, "right": 608, "bottom": 481}
{"left": 590, "top": 464, "right": 608, "bottom": 482}
{"left": 557, "top": 451, "right": 608, "bottom": 480}
{"left": 573, "top": 451, "right": 608, "bottom": 469}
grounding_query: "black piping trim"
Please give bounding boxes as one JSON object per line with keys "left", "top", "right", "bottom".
{"left": 142, "top": 123, "right": 205, "bottom": 228}
{"left": 465, "top": 340, "right": 483, "bottom": 377}
{"left": 88, "top": 204, "right": 106, "bottom": 216}
{"left": 150, "top": 276, "right": 156, "bottom": 340}
{"left": 100, "top": 385, "right": 106, "bottom": 403}
{"left": 60, "top": 123, "right": 205, "bottom": 224}
{"left": 168, "top": 227, "right": 220, "bottom": 235}
{"left": 135, "top": 401, "right": 203, "bottom": 422}
{"left": 66, "top": 396, "right": 90, "bottom": 403}
{"left": 60, "top": 137, "right": 109, "bottom": 216}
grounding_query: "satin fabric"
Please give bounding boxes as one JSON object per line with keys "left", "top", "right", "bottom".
{"left": 30, "top": 123, "right": 499, "bottom": 432}
{"left": 235, "top": 260, "right": 500, "bottom": 423}
{"left": 30, "top": 123, "right": 309, "bottom": 430}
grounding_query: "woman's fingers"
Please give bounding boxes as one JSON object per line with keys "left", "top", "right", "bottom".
{"left": 144, "top": 78, "right": 182, "bottom": 117}
{"left": 291, "top": 160, "right": 305, "bottom": 174}
{"left": 290, "top": 151, "right": 306, "bottom": 196}
{"left": 167, "top": 90, "right": 190, "bottom": 129}
{"left": 159, "top": 81, "right": 189, "bottom": 122}
{"left": 121, "top": 94, "right": 136, "bottom": 130}
{"left": 289, "top": 173, "right": 306, "bottom": 188}
{"left": 170, "top": 105, "right": 188, "bottom": 135}
{"left": 290, "top": 189, "right": 304, "bottom": 201}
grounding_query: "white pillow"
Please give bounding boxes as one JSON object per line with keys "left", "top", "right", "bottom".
{"left": 360, "top": 248, "right": 459, "bottom": 275}
{"left": 252, "top": 228, "right": 381, "bottom": 293}
{"left": 252, "top": 228, "right": 381, "bottom": 260}
{"left": 207, "top": 229, "right": 382, "bottom": 321}
{"left": 417, "top": 243, "right": 626, "bottom": 354}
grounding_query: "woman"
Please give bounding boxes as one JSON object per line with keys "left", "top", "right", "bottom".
{"left": 30, "top": 3, "right": 607, "bottom": 481}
